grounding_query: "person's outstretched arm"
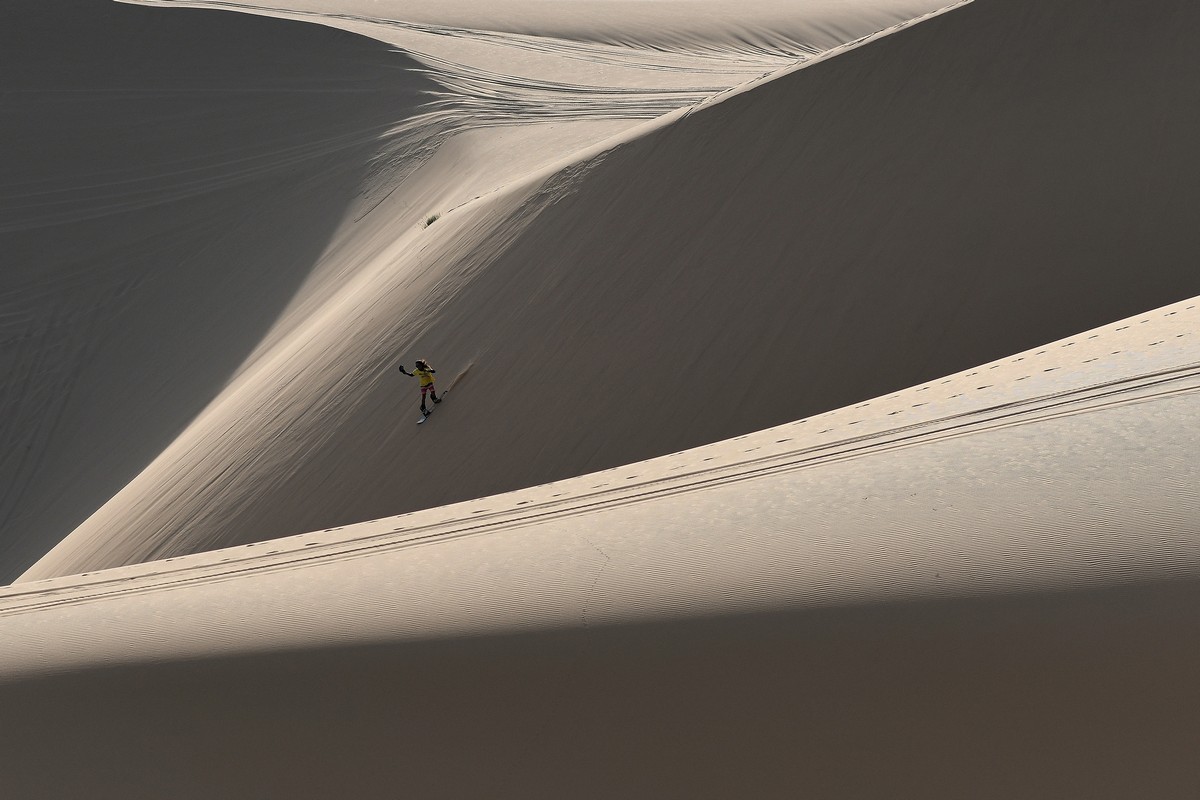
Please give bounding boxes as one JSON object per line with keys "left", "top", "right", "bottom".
{"left": 398, "top": 365, "right": 412, "bottom": 376}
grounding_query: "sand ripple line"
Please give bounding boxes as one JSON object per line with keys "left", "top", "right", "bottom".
{"left": 127, "top": 1, "right": 821, "bottom": 130}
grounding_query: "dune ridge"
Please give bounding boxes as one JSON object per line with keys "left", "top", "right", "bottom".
{"left": 2, "top": 296, "right": 1198, "bottom": 798}
{"left": 0, "top": 0, "right": 448, "bottom": 581}
{"left": 4, "top": 296, "right": 1199, "bottom": 663}
{"left": 7, "top": 0, "right": 967, "bottom": 581}
{"left": 3, "top": 0, "right": 1200, "bottom": 795}
{"left": 18, "top": 0, "right": 1200, "bottom": 583}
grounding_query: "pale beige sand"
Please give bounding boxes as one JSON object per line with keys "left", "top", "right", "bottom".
{"left": 5, "top": 297, "right": 1200, "bottom": 662}
{"left": 14, "top": 0, "right": 1200, "bottom": 583}
{"left": 1, "top": 0, "right": 954, "bottom": 580}
{"left": 2, "top": 0, "right": 1200, "bottom": 793}
{"left": 4, "top": 0, "right": 960, "bottom": 580}
{"left": 0, "top": 0, "right": 440, "bottom": 580}
{"left": 2, "top": 299, "right": 1199, "bottom": 797}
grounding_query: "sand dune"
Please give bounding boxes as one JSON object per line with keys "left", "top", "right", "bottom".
{"left": 2, "top": 0, "right": 942, "bottom": 580}
{"left": 0, "top": 0, "right": 440, "bottom": 580}
{"left": 3, "top": 298, "right": 1199, "bottom": 797}
{"left": 3, "top": 0, "right": 1200, "bottom": 794}
{"left": 14, "top": 0, "right": 1200, "bottom": 582}
{"left": 5, "top": 0, "right": 959, "bottom": 580}
{"left": 5, "top": 296, "right": 1200, "bottom": 666}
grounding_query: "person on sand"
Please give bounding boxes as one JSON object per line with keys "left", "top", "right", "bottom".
{"left": 398, "top": 359, "right": 441, "bottom": 416}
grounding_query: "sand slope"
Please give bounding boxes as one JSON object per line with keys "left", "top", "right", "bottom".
{"left": 3, "top": 1, "right": 1200, "bottom": 794}
{"left": 4, "top": 0, "right": 957, "bottom": 580}
{"left": 2, "top": 297, "right": 1198, "bottom": 798}
{"left": 0, "top": 0, "right": 437, "bottom": 581}
{"left": 17, "top": 0, "right": 1200, "bottom": 582}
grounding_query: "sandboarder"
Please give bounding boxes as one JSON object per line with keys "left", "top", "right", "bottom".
{"left": 398, "top": 359, "right": 441, "bottom": 417}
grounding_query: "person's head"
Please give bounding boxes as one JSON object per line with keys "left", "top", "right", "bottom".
{"left": 415, "top": 360, "right": 428, "bottom": 370}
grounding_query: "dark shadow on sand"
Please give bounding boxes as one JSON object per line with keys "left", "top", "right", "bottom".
{"left": 0, "top": 1, "right": 437, "bottom": 579}
{"left": 3, "top": 579, "right": 1199, "bottom": 798}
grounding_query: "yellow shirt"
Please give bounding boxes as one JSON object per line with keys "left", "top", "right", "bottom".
{"left": 414, "top": 367, "right": 435, "bottom": 387}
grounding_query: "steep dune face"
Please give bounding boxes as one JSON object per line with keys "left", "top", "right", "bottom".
{"left": 11, "top": 1, "right": 963, "bottom": 581}
{"left": 16, "top": 0, "right": 1200, "bottom": 581}
{"left": 434, "top": 0, "right": 1200, "bottom": 480}
{"left": 0, "top": 1, "right": 436, "bottom": 580}
{"left": 2, "top": 299, "right": 1199, "bottom": 797}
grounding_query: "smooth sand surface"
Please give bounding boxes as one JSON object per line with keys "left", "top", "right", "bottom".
{"left": 1, "top": 0, "right": 438, "bottom": 580}
{"left": 2, "top": 0, "right": 1200, "bottom": 795}
{"left": 11, "top": 0, "right": 1200, "bottom": 583}
{"left": 2, "top": 299, "right": 1199, "bottom": 797}
{"left": 4, "top": 297, "right": 1200, "bottom": 665}
{"left": 5, "top": 0, "right": 960, "bottom": 580}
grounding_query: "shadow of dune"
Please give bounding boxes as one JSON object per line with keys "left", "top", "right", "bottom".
{"left": 0, "top": 1, "right": 436, "bottom": 580}
{"left": 4, "top": 579, "right": 1199, "bottom": 798}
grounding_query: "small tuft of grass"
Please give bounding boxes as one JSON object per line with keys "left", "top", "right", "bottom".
{"left": 423, "top": 213, "right": 441, "bottom": 228}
